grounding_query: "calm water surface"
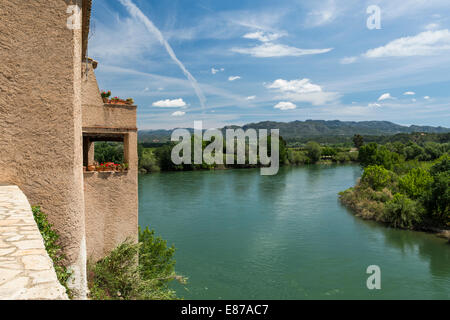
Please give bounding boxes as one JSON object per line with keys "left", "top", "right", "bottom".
{"left": 139, "top": 165, "right": 450, "bottom": 299}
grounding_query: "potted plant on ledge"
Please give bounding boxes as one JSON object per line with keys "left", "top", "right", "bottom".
{"left": 101, "top": 90, "right": 111, "bottom": 103}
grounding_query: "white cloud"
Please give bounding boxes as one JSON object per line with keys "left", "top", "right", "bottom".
{"left": 152, "top": 98, "right": 187, "bottom": 108}
{"left": 211, "top": 67, "right": 225, "bottom": 75}
{"left": 231, "top": 43, "right": 332, "bottom": 58}
{"left": 378, "top": 93, "right": 393, "bottom": 101}
{"left": 305, "top": 0, "right": 340, "bottom": 27}
{"left": 243, "top": 31, "right": 285, "bottom": 42}
{"left": 424, "top": 96, "right": 431, "bottom": 100}
{"left": 274, "top": 101, "right": 297, "bottom": 110}
{"left": 266, "top": 79, "right": 322, "bottom": 93}
{"left": 246, "top": 96, "right": 256, "bottom": 100}
{"left": 368, "top": 103, "right": 381, "bottom": 107}
{"left": 425, "top": 23, "right": 440, "bottom": 31}
{"left": 228, "top": 76, "right": 241, "bottom": 81}
{"left": 364, "top": 29, "right": 450, "bottom": 58}
{"left": 403, "top": 91, "right": 416, "bottom": 95}
{"left": 340, "top": 56, "right": 357, "bottom": 64}
{"left": 412, "top": 98, "right": 417, "bottom": 102}
{"left": 265, "top": 78, "right": 339, "bottom": 105}
{"left": 171, "top": 111, "right": 186, "bottom": 117}
{"left": 376, "top": 0, "right": 450, "bottom": 21}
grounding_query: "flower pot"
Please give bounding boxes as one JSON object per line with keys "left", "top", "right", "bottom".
{"left": 87, "top": 165, "right": 96, "bottom": 172}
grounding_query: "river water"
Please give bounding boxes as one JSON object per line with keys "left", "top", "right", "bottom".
{"left": 139, "top": 164, "right": 450, "bottom": 299}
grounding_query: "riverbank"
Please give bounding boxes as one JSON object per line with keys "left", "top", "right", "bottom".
{"left": 338, "top": 144, "right": 449, "bottom": 242}
{"left": 339, "top": 183, "right": 450, "bottom": 241}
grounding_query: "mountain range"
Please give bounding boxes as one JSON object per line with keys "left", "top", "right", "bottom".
{"left": 138, "top": 120, "right": 450, "bottom": 143}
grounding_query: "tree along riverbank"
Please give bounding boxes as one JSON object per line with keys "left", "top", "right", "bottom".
{"left": 339, "top": 142, "right": 449, "bottom": 241}
{"left": 137, "top": 139, "right": 359, "bottom": 174}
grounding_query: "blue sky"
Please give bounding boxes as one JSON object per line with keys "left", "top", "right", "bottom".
{"left": 88, "top": 0, "right": 450, "bottom": 129}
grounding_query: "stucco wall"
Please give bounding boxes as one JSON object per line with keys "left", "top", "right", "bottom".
{"left": 81, "top": 60, "right": 139, "bottom": 262}
{"left": 83, "top": 170, "right": 138, "bottom": 262}
{"left": 0, "top": 0, "right": 87, "bottom": 298}
{"left": 81, "top": 63, "right": 137, "bottom": 129}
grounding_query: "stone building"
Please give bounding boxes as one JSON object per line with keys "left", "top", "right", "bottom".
{"left": 0, "top": 0, "right": 138, "bottom": 298}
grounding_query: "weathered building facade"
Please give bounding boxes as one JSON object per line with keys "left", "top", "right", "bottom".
{"left": 0, "top": 0, "right": 138, "bottom": 298}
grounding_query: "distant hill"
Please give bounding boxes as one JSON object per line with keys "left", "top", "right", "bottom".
{"left": 138, "top": 120, "right": 450, "bottom": 143}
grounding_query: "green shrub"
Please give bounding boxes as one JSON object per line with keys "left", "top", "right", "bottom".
{"left": 358, "top": 143, "right": 403, "bottom": 170}
{"left": 358, "top": 143, "right": 378, "bottom": 167}
{"left": 139, "top": 149, "right": 161, "bottom": 173}
{"left": 384, "top": 193, "right": 423, "bottom": 229}
{"left": 398, "top": 168, "right": 433, "bottom": 200}
{"left": 349, "top": 151, "right": 359, "bottom": 162}
{"left": 94, "top": 142, "right": 124, "bottom": 164}
{"left": 425, "top": 171, "right": 450, "bottom": 224}
{"left": 404, "top": 143, "right": 425, "bottom": 160}
{"left": 369, "top": 188, "right": 393, "bottom": 203}
{"left": 32, "top": 206, "right": 72, "bottom": 297}
{"left": 88, "top": 240, "right": 140, "bottom": 300}
{"left": 288, "top": 150, "right": 309, "bottom": 165}
{"left": 322, "top": 146, "right": 337, "bottom": 157}
{"left": 361, "top": 165, "right": 395, "bottom": 191}
{"left": 430, "top": 153, "right": 450, "bottom": 176}
{"left": 333, "top": 152, "right": 350, "bottom": 163}
{"left": 88, "top": 227, "right": 186, "bottom": 300}
{"left": 305, "top": 141, "right": 321, "bottom": 163}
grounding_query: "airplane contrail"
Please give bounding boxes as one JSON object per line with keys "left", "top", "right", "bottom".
{"left": 118, "top": 0, "right": 206, "bottom": 109}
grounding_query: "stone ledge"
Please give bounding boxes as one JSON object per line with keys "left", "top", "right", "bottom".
{"left": 0, "top": 185, "right": 68, "bottom": 300}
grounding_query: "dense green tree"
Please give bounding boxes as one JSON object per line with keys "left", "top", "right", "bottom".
{"left": 358, "top": 143, "right": 402, "bottom": 170}
{"left": 422, "top": 142, "right": 443, "bottom": 161}
{"left": 398, "top": 168, "right": 433, "bottom": 200}
{"left": 278, "top": 136, "right": 288, "bottom": 165}
{"left": 322, "top": 146, "right": 337, "bottom": 157}
{"left": 425, "top": 171, "right": 450, "bottom": 224}
{"left": 353, "top": 134, "right": 364, "bottom": 150}
{"left": 154, "top": 143, "right": 180, "bottom": 171}
{"left": 305, "top": 141, "right": 321, "bottom": 163}
{"left": 430, "top": 154, "right": 450, "bottom": 175}
{"left": 361, "top": 165, "right": 395, "bottom": 191}
{"left": 358, "top": 143, "right": 378, "bottom": 167}
{"left": 404, "top": 143, "right": 425, "bottom": 160}
{"left": 94, "top": 142, "right": 124, "bottom": 163}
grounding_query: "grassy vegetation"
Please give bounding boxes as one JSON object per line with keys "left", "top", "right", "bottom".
{"left": 32, "top": 206, "right": 72, "bottom": 298}
{"left": 88, "top": 227, "right": 186, "bottom": 300}
{"left": 339, "top": 141, "right": 449, "bottom": 237}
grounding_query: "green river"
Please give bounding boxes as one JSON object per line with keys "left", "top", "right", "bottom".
{"left": 139, "top": 164, "right": 450, "bottom": 299}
